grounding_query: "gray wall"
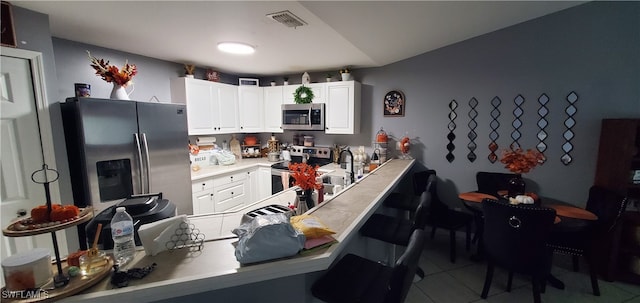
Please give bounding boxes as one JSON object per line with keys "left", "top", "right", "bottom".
{"left": 360, "top": 1, "right": 640, "bottom": 206}
{"left": 12, "top": 1, "right": 640, "bottom": 208}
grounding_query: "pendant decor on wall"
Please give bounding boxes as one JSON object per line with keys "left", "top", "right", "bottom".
{"left": 466, "top": 97, "right": 478, "bottom": 162}
{"left": 487, "top": 96, "right": 502, "bottom": 163}
{"left": 561, "top": 91, "right": 578, "bottom": 165}
{"left": 536, "top": 93, "right": 550, "bottom": 163}
{"left": 446, "top": 99, "right": 458, "bottom": 163}
{"left": 383, "top": 90, "right": 405, "bottom": 117}
{"left": 510, "top": 94, "right": 525, "bottom": 150}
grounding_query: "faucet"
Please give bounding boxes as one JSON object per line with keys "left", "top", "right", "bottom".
{"left": 339, "top": 147, "right": 355, "bottom": 185}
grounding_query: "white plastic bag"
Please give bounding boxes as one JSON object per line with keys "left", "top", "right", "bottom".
{"left": 214, "top": 150, "right": 236, "bottom": 165}
{"left": 232, "top": 213, "right": 305, "bottom": 264}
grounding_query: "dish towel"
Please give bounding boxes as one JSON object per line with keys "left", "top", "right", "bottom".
{"left": 281, "top": 171, "right": 290, "bottom": 189}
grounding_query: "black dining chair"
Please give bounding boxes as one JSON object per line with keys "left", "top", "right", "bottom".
{"left": 476, "top": 171, "right": 519, "bottom": 197}
{"left": 480, "top": 198, "right": 557, "bottom": 303}
{"left": 384, "top": 170, "right": 473, "bottom": 263}
{"left": 466, "top": 171, "right": 520, "bottom": 255}
{"left": 546, "top": 185, "right": 628, "bottom": 296}
{"left": 311, "top": 229, "right": 426, "bottom": 303}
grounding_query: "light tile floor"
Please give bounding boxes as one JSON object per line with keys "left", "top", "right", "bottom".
{"left": 405, "top": 229, "right": 640, "bottom": 303}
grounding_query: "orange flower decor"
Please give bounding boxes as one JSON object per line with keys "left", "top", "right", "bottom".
{"left": 500, "top": 148, "right": 545, "bottom": 174}
{"left": 87, "top": 51, "right": 137, "bottom": 87}
{"left": 288, "top": 162, "right": 322, "bottom": 191}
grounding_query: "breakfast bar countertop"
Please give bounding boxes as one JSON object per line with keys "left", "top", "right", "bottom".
{"left": 61, "top": 159, "right": 415, "bottom": 303}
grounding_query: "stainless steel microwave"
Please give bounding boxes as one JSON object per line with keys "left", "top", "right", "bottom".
{"left": 281, "top": 103, "right": 325, "bottom": 131}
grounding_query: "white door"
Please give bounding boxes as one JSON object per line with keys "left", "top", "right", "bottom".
{"left": 1, "top": 49, "right": 66, "bottom": 282}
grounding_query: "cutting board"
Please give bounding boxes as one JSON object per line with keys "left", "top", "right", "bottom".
{"left": 230, "top": 135, "right": 241, "bottom": 159}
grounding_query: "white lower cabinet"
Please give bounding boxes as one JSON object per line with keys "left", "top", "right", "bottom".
{"left": 214, "top": 181, "right": 247, "bottom": 212}
{"left": 212, "top": 171, "right": 248, "bottom": 213}
{"left": 191, "top": 165, "right": 277, "bottom": 215}
{"left": 192, "top": 179, "right": 214, "bottom": 214}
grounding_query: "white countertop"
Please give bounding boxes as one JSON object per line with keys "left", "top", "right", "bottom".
{"left": 62, "top": 159, "right": 415, "bottom": 303}
{"left": 191, "top": 157, "right": 276, "bottom": 181}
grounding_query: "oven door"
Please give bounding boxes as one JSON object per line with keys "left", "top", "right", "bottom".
{"left": 271, "top": 169, "right": 296, "bottom": 195}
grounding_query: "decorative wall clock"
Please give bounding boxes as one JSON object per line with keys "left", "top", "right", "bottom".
{"left": 383, "top": 90, "right": 405, "bottom": 117}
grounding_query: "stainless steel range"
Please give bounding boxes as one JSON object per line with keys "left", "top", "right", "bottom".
{"left": 270, "top": 146, "right": 333, "bottom": 194}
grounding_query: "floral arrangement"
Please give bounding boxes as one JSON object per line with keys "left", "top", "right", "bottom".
{"left": 339, "top": 66, "right": 351, "bottom": 74}
{"left": 500, "top": 148, "right": 545, "bottom": 174}
{"left": 288, "top": 162, "right": 321, "bottom": 191}
{"left": 87, "top": 51, "right": 137, "bottom": 87}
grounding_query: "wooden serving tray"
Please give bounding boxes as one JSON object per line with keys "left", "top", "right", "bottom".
{"left": 1, "top": 256, "right": 113, "bottom": 303}
{"left": 3, "top": 207, "right": 93, "bottom": 237}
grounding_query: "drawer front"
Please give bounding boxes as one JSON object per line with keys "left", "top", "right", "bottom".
{"left": 215, "top": 182, "right": 246, "bottom": 212}
{"left": 213, "top": 171, "right": 248, "bottom": 187}
{"left": 192, "top": 179, "right": 214, "bottom": 192}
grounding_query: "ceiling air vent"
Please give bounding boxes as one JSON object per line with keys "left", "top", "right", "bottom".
{"left": 266, "top": 10, "right": 307, "bottom": 28}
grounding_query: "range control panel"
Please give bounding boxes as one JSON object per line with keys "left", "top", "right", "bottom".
{"left": 289, "top": 145, "right": 332, "bottom": 160}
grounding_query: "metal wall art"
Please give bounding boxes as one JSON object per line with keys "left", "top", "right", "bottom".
{"left": 383, "top": 90, "right": 405, "bottom": 117}
{"left": 467, "top": 97, "right": 478, "bottom": 162}
{"left": 488, "top": 96, "right": 502, "bottom": 163}
{"left": 510, "top": 95, "right": 525, "bottom": 149}
{"left": 536, "top": 94, "right": 550, "bottom": 163}
{"left": 561, "top": 91, "right": 578, "bottom": 165}
{"left": 446, "top": 99, "right": 458, "bottom": 163}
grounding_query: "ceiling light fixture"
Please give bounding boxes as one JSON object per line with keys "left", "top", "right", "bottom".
{"left": 217, "top": 42, "right": 255, "bottom": 55}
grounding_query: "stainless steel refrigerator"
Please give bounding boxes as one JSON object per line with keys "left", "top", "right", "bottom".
{"left": 61, "top": 98, "right": 192, "bottom": 245}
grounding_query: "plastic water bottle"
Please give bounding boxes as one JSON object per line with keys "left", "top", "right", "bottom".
{"left": 111, "top": 207, "right": 135, "bottom": 266}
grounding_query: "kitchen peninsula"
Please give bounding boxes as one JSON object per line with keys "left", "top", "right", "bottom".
{"left": 60, "top": 159, "right": 415, "bottom": 303}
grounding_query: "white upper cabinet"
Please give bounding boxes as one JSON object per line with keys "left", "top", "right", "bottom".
{"left": 238, "top": 86, "right": 264, "bottom": 133}
{"left": 282, "top": 85, "right": 296, "bottom": 104}
{"left": 325, "top": 81, "right": 361, "bottom": 134}
{"left": 306, "top": 83, "right": 326, "bottom": 104}
{"left": 217, "top": 83, "right": 240, "bottom": 133}
{"left": 171, "top": 78, "right": 239, "bottom": 135}
{"left": 263, "top": 86, "right": 283, "bottom": 133}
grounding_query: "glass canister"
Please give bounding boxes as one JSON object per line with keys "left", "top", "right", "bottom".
{"left": 376, "top": 127, "right": 388, "bottom": 143}
{"left": 304, "top": 136, "right": 314, "bottom": 147}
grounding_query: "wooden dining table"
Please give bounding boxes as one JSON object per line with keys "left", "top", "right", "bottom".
{"left": 457, "top": 192, "right": 598, "bottom": 255}
{"left": 458, "top": 191, "right": 599, "bottom": 289}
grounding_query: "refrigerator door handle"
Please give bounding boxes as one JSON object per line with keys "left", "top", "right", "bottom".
{"left": 134, "top": 133, "right": 144, "bottom": 194}
{"left": 141, "top": 132, "right": 151, "bottom": 194}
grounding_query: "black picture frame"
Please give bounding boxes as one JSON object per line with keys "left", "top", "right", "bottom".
{"left": 383, "top": 90, "right": 405, "bottom": 117}
{"left": 1, "top": 1, "right": 17, "bottom": 48}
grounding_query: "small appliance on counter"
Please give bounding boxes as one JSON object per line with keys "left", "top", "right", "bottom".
{"left": 267, "top": 135, "right": 280, "bottom": 162}
{"left": 85, "top": 193, "right": 176, "bottom": 250}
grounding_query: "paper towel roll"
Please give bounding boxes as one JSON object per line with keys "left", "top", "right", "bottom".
{"left": 138, "top": 215, "right": 188, "bottom": 256}
{"left": 196, "top": 136, "right": 217, "bottom": 146}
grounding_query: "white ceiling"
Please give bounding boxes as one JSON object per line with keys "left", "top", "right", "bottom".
{"left": 13, "top": 1, "right": 583, "bottom": 76}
